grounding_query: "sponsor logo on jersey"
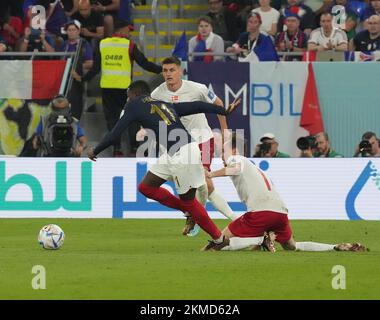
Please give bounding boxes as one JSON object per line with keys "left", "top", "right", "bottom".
{"left": 208, "top": 91, "right": 215, "bottom": 101}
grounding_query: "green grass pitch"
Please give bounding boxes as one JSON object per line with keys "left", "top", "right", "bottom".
{"left": 0, "top": 219, "right": 379, "bottom": 300}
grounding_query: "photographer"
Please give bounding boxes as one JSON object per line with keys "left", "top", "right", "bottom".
{"left": 19, "top": 27, "right": 55, "bottom": 53}
{"left": 297, "top": 132, "right": 342, "bottom": 158}
{"left": 354, "top": 131, "right": 380, "bottom": 157}
{"left": 254, "top": 133, "right": 290, "bottom": 158}
{"left": 33, "top": 95, "right": 87, "bottom": 157}
{"left": 313, "top": 132, "right": 343, "bottom": 158}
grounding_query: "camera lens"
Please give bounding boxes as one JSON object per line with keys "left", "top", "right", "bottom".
{"left": 296, "top": 137, "right": 309, "bottom": 151}
{"left": 359, "top": 140, "right": 371, "bottom": 152}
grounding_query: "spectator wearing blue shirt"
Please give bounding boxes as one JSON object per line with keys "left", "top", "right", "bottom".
{"left": 226, "top": 12, "right": 279, "bottom": 61}
{"left": 59, "top": 20, "right": 93, "bottom": 119}
{"left": 361, "top": 0, "right": 380, "bottom": 27}
{"left": 350, "top": 15, "right": 380, "bottom": 52}
{"left": 60, "top": 20, "right": 93, "bottom": 70}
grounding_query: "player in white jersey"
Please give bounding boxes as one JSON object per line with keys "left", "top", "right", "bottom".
{"left": 202, "top": 133, "right": 368, "bottom": 252}
{"left": 151, "top": 56, "right": 237, "bottom": 235}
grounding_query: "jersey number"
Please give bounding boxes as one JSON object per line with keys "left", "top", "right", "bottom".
{"left": 150, "top": 104, "right": 176, "bottom": 125}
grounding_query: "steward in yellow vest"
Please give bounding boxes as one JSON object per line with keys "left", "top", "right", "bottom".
{"left": 99, "top": 36, "right": 133, "bottom": 89}
{"left": 80, "top": 20, "right": 162, "bottom": 156}
{"left": 82, "top": 21, "right": 162, "bottom": 86}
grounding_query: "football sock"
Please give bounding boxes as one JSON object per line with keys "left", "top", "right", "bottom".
{"left": 195, "top": 184, "right": 208, "bottom": 206}
{"left": 208, "top": 190, "right": 237, "bottom": 220}
{"left": 222, "top": 236, "right": 264, "bottom": 251}
{"left": 180, "top": 198, "right": 222, "bottom": 240}
{"left": 295, "top": 242, "right": 336, "bottom": 251}
{"left": 138, "top": 183, "right": 184, "bottom": 211}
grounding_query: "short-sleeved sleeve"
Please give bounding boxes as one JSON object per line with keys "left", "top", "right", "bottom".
{"left": 76, "top": 123, "right": 85, "bottom": 138}
{"left": 197, "top": 83, "right": 217, "bottom": 104}
{"left": 272, "top": 10, "right": 280, "bottom": 24}
{"left": 308, "top": 30, "right": 319, "bottom": 44}
{"left": 336, "top": 30, "right": 348, "bottom": 44}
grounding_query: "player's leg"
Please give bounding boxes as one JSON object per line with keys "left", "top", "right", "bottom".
{"left": 195, "top": 140, "right": 211, "bottom": 206}
{"left": 138, "top": 171, "right": 184, "bottom": 211}
{"left": 202, "top": 211, "right": 271, "bottom": 251}
{"left": 198, "top": 138, "right": 236, "bottom": 220}
{"left": 282, "top": 237, "right": 336, "bottom": 251}
{"left": 281, "top": 237, "right": 367, "bottom": 252}
{"left": 279, "top": 218, "right": 367, "bottom": 251}
{"left": 218, "top": 225, "right": 265, "bottom": 251}
{"left": 173, "top": 143, "right": 224, "bottom": 242}
{"left": 195, "top": 183, "right": 208, "bottom": 206}
{"left": 207, "top": 211, "right": 294, "bottom": 252}
{"left": 178, "top": 188, "right": 223, "bottom": 242}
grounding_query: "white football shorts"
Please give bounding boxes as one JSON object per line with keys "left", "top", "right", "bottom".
{"left": 149, "top": 142, "right": 205, "bottom": 194}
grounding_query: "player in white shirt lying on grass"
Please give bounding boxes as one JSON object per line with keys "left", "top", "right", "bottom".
{"left": 202, "top": 133, "right": 368, "bottom": 252}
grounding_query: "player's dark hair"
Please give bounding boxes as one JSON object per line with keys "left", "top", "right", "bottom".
{"left": 128, "top": 81, "right": 151, "bottom": 96}
{"left": 162, "top": 56, "right": 181, "bottom": 66}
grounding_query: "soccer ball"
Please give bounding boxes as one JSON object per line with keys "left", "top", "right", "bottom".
{"left": 38, "top": 224, "right": 65, "bottom": 250}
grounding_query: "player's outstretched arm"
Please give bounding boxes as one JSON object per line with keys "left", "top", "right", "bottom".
{"left": 208, "top": 163, "right": 242, "bottom": 178}
{"left": 214, "top": 96, "right": 228, "bottom": 138}
{"left": 91, "top": 109, "right": 134, "bottom": 157}
{"left": 174, "top": 98, "right": 241, "bottom": 117}
{"left": 88, "top": 148, "right": 98, "bottom": 162}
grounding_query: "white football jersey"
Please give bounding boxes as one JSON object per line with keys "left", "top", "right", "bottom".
{"left": 226, "top": 155, "right": 288, "bottom": 214}
{"left": 151, "top": 80, "right": 217, "bottom": 144}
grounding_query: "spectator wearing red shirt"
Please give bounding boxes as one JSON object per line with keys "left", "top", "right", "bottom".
{"left": 0, "top": 13, "right": 23, "bottom": 50}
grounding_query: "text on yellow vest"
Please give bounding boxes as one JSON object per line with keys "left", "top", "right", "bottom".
{"left": 100, "top": 37, "right": 132, "bottom": 89}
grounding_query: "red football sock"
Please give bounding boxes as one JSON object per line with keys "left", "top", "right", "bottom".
{"left": 138, "top": 183, "right": 184, "bottom": 211}
{"left": 180, "top": 199, "right": 222, "bottom": 240}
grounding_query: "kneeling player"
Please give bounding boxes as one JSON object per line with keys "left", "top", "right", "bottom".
{"left": 202, "top": 133, "right": 368, "bottom": 253}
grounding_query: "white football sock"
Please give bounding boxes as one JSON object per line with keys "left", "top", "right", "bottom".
{"left": 221, "top": 236, "right": 264, "bottom": 251}
{"left": 215, "top": 234, "right": 224, "bottom": 244}
{"left": 208, "top": 190, "right": 237, "bottom": 220}
{"left": 295, "top": 242, "right": 336, "bottom": 251}
{"left": 196, "top": 184, "right": 208, "bottom": 206}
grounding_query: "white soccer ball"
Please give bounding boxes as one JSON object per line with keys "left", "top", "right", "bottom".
{"left": 38, "top": 224, "right": 65, "bottom": 250}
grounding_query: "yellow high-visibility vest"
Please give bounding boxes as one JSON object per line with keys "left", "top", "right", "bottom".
{"left": 99, "top": 37, "right": 132, "bottom": 89}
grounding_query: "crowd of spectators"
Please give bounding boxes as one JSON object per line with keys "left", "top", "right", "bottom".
{"left": 0, "top": 0, "right": 133, "bottom": 54}
{"left": 189, "top": 0, "right": 380, "bottom": 61}
{"left": 1, "top": 0, "right": 379, "bottom": 159}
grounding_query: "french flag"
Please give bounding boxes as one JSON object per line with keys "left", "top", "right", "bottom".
{"left": 0, "top": 60, "right": 66, "bottom": 100}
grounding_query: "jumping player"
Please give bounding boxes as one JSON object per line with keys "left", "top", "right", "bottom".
{"left": 88, "top": 81, "right": 240, "bottom": 246}
{"left": 151, "top": 56, "right": 237, "bottom": 236}
{"left": 203, "top": 133, "right": 368, "bottom": 252}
